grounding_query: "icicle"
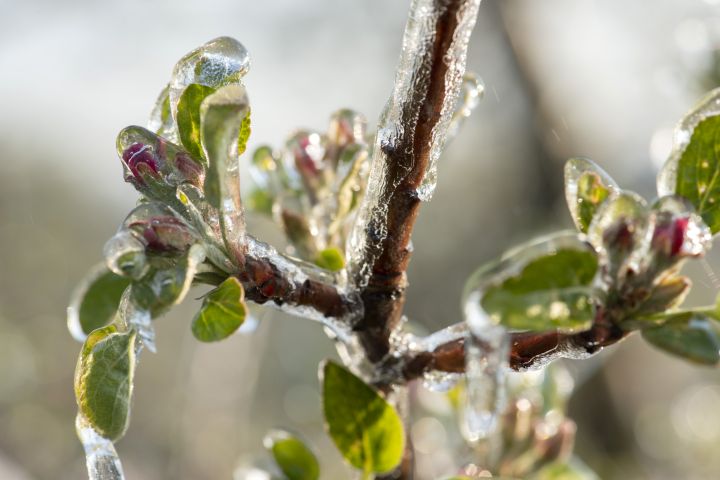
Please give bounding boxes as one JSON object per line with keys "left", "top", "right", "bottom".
{"left": 76, "top": 414, "right": 125, "bottom": 480}
{"left": 462, "top": 294, "right": 509, "bottom": 444}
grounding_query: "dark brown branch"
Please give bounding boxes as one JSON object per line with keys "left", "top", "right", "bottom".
{"left": 234, "top": 239, "right": 358, "bottom": 320}
{"left": 401, "top": 322, "right": 629, "bottom": 382}
{"left": 350, "top": 0, "right": 482, "bottom": 363}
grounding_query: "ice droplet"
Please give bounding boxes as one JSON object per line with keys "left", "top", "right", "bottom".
{"left": 169, "top": 36, "right": 250, "bottom": 122}
{"left": 103, "top": 230, "right": 148, "bottom": 280}
{"left": 76, "top": 413, "right": 125, "bottom": 480}
{"left": 564, "top": 157, "right": 619, "bottom": 232}
{"left": 658, "top": 88, "right": 720, "bottom": 197}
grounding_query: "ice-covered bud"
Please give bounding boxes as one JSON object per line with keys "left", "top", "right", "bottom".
{"left": 650, "top": 197, "right": 712, "bottom": 262}
{"left": 128, "top": 216, "right": 195, "bottom": 253}
{"left": 122, "top": 142, "right": 160, "bottom": 183}
{"left": 284, "top": 131, "right": 326, "bottom": 198}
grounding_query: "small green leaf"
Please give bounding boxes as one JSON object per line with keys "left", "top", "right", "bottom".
{"left": 74, "top": 325, "right": 137, "bottom": 441}
{"left": 642, "top": 313, "right": 720, "bottom": 365}
{"left": 315, "top": 247, "right": 345, "bottom": 272}
{"left": 672, "top": 115, "right": 720, "bottom": 233}
{"left": 264, "top": 429, "right": 320, "bottom": 480}
{"left": 321, "top": 360, "right": 404, "bottom": 475}
{"left": 192, "top": 277, "right": 246, "bottom": 342}
{"left": 68, "top": 264, "right": 131, "bottom": 341}
{"left": 177, "top": 83, "right": 216, "bottom": 162}
{"left": 481, "top": 248, "right": 598, "bottom": 332}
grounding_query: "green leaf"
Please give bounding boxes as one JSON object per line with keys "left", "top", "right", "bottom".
{"left": 68, "top": 264, "right": 131, "bottom": 341}
{"left": 264, "top": 429, "right": 320, "bottom": 480}
{"left": 673, "top": 115, "right": 720, "bottom": 233}
{"left": 321, "top": 360, "right": 404, "bottom": 475}
{"left": 315, "top": 247, "right": 345, "bottom": 272}
{"left": 191, "top": 277, "right": 246, "bottom": 342}
{"left": 481, "top": 248, "right": 598, "bottom": 332}
{"left": 642, "top": 313, "right": 720, "bottom": 365}
{"left": 130, "top": 244, "right": 205, "bottom": 317}
{"left": 177, "top": 83, "right": 217, "bottom": 162}
{"left": 247, "top": 187, "right": 274, "bottom": 215}
{"left": 74, "top": 325, "right": 137, "bottom": 441}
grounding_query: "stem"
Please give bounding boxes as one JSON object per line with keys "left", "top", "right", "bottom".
{"left": 348, "top": 0, "right": 482, "bottom": 363}
{"left": 401, "top": 320, "right": 629, "bottom": 382}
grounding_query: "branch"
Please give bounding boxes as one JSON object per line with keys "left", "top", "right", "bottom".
{"left": 233, "top": 237, "right": 359, "bottom": 320}
{"left": 348, "top": 0, "right": 482, "bottom": 362}
{"left": 401, "top": 321, "right": 629, "bottom": 382}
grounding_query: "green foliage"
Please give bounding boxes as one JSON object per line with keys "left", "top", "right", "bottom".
{"left": 74, "top": 325, "right": 136, "bottom": 441}
{"left": 71, "top": 265, "right": 130, "bottom": 337}
{"left": 315, "top": 247, "right": 345, "bottom": 272}
{"left": 642, "top": 313, "right": 720, "bottom": 365}
{"left": 177, "top": 83, "right": 217, "bottom": 162}
{"left": 191, "top": 277, "right": 246, "bottom": 342}
{"left": 673, "top": 115, "right": 720, "bottom": 233}
{"left": 321, "top": 361, "right": 404, "bottom": 475}
{"left": 264, "top": 429, "right": 320, "bottom": 480}
{"left": 481, "top": 248, "right": 598, "bottom": 332}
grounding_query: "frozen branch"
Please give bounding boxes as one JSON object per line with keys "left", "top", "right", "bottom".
{"left": 348, "top": 0, "right": 482, "bottom": 363}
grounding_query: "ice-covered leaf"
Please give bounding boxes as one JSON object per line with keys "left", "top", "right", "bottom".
{"left": 191, "top": 277, "right": 246, "bottom": 342}
{"left": 263, "top": 429, "right": 319, "bottom": 480}
{"left": 321, "top": 360, "right": 404, "bottom": 475}
{"left": 74, "top": 325, "right": 137, "bottom": 441}
{"left": 68, "top": 264, "right": 131, "bottom": 342}
{"left": 201, "top": 84, "right": 249, "bottom": 261}
{"left": 564, "top": 158, "right": 618, "bottom": 233}
{"left": 658, "top": 89, "right": 720, "bottom": 233}
{"left": 177, "top": 83, "right": 216, "bottom": 162}
{"left": 130, "top": 244, "right": 205, "bottom": 317}
{"left": 169, "top": 36, "right": 250, "bottom": 121}
{"left": 104, "top": 230, "right": 148, "bottom": 280}
{"left": 481, "top": 248, "right": 598, "bottom": 333}
{"left": 642, "top": 313, "right": 720, "bottom": 365}
{"left": 315, "top": 247, "right": 345, "bottom": 272}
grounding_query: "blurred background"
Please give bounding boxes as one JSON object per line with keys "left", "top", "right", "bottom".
{"left": 2, "top": 0, "right": 720, "bottom": 478}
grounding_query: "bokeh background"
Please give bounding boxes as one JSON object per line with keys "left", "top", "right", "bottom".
{"left": 2, "top": 0, "right": 720, "bottom": 478}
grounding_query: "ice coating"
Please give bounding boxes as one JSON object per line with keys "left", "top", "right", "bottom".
{"left": 76, "top": 414, "right": 125, "bottom": 480}
{"left": 564, "top": 158, "right": 620, "bottom": 232}
{"left": 417, "top": 0, "right": 482, "bottom": 201}
{"left": 651, "top": 195, "right": 712, "bottom": 259}
{"left": 103, "top": 230, "right": 148, "bottom": 280}
{"left": 169, "top": 36, "right": 250, "bottom": 122}
{"left": 200, "top": 84, "right": 249, "bottom": 265}
{"left": 347, "top": 0, "right": 482, "bottom": 285}
{"left": 414, "top": 323, "right": 468, "bottom": 391}
{"left": 658, "top": 88, "right": 720, "bottom": 197}
{"left": 147, "top": 84, "right": 178, "bottom": 143}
